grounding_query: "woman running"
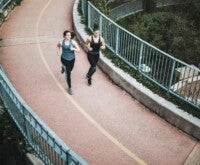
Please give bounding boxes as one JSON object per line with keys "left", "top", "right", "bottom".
{"left": 85, "top": 24, "right": 106, "bottom": 86}
{"left": 57, "top": 30, "right": 80, "bottom": 95}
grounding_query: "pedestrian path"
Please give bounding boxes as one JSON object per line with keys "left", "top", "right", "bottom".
{"left": 0, "top": 0, "right": 199, "bottom": 164}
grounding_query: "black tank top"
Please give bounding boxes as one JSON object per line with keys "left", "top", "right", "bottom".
{"left": 90, "top": 36, "right": 101, "bottom": 53}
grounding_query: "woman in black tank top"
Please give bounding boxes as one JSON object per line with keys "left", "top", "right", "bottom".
{"left": 85, "top": 24, "right": 106, "bottom": 86}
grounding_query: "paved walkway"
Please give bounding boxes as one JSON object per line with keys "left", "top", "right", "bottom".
{"left": 0, "top": 0, "right": 199, "bottom": 164}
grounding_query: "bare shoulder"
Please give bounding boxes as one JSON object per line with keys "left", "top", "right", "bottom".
{"left": 100, "top": 36, "right": 105, "bottom": 42}
{"left": 87, "top": 36, "right": 92, "bottom": 41}
{"left": 71, "top": 39, "right": 76, "bottom": 44}
{"left": 85, "top": 36, "right": 91, "bottom": 44}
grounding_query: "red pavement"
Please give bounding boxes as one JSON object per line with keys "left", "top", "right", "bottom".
{"left": 0, "top": 0, "right": 198, "bottom": 164}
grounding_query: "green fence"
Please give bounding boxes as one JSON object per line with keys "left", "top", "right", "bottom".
{"left": 0, "top": 66, "right": 88, "bottom": 165}
{"left": 82, "top": 0, "right": 200, "bottom": 110}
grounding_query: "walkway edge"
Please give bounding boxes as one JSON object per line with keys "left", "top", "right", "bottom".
{"left": 73, "top": 0, "right": 200, "bottom": 140}
{"left": 184, "top": 143, "right": 200, "bottom": 164}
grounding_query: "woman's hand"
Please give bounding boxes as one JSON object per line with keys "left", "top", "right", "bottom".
{"left": 56, "top": 48, "right": 60, "bottom": 56}
{"left": 57, "top": 42, "right": 61, "bottom": 55}
{"left": 70, "top": 46, "right": 75, "bottom": 51}
{"left": 100, "top": 37, "right": 106, "bottom": 50}
{"left": 72, "top": 40, "right": 80, "bottom": 52}
{"left": 88, "top": 46, "right": 93, "bottom": 51}
{"left": 100, "top": 45, "right": 105, "bottom": 50}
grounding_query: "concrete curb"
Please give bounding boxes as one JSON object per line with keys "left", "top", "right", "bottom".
{"left": 0, "top": 1, "right": 16, "bottom": 27}
{"left": 73, "top": 0, "right": 200, "bottom": 140}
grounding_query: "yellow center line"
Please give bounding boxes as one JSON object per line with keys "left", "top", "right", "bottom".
{"left": 35, "top": 0, "right": 147, "bottom": 164}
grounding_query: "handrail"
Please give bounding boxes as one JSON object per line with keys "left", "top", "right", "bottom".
{"left": 109, "top": 0, "right": 143, "bottom": 21}
{"left": 109, "top": 0, "right": 181, "bottom": 21}
{"left": 0, "top": 66, "right": 88, "bottom": 165}
{"left": 0, "top": 0, "right": 12, "bottom": 13}
{"left": 81, "top": 0, "right": 200, "bottom": 110}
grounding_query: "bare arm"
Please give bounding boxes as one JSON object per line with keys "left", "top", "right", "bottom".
{"left": 71, "top": 40, "right": 80, "bottom": 52}
{"left": 100, "top": 37, "right": 106, "bottom": 50}
{"left": 85, "top": 37, "right": 92, "bottom": 51}
{"left": 56, "top": 42, "right": 61, "bottom": 55}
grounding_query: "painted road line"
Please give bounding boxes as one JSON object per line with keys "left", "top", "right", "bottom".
{"left": 35, "top": 0, "right": 147, "bottom": 164}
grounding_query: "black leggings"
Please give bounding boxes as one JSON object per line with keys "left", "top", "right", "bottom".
{"left": 87, "top": 52, "right": 99, "bottom": 78}
{"left": 61, "top": 58, "right": 75, "bottom": 88}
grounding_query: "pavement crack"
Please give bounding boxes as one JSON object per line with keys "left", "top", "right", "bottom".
{"left": 0, "top": 36, "right": 59, "bottom": 47}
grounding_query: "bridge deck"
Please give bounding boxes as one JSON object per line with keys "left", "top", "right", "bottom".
{"left": 0, "top": 0, "right": 199, "bottom": 164}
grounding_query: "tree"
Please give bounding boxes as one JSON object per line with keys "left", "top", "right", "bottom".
{"left": 180, "top": 0, "right": 200, "bottom": 28}
{"left": 143, "top": 0, "right": 156, "bottom": 12}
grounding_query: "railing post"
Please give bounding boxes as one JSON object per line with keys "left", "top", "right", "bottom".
{"left": 66, "top": 151, "right": 69, "bottom": 165}
{"left": 168, "top": 60, "right": 176, "bottom": 92}
{"left": 115, "top": 27, "right": 119, "bottom": 55}
{"left": 99, "top": 15, "right": 102, "bottom": 36}
{"left": 0, "top": 76, "right": 3, "bottom": 100}
{"left": 82, "top": 0, "right": 86, "bottom": 18}
{"left": 139, "top": 42, "right": 144, "bottom": 72}
{"left": 87, "top": 2, "right": 91, "bottom": 29}
{"left": 0, "top": 69, "right": 5, "bottom": 103}
{"left": 22, "top": 104, "right": 30, "bottom": 139}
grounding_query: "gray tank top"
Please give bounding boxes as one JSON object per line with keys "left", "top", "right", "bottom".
{"left": 61, "top": 39, "right": 75, "bottom": 60}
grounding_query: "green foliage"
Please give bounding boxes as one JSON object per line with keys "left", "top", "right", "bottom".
{"left": 143, "top": 0, "right": 156, "bottom": 13}
{"left": 180, "top": 0, "right": 200, "bottom": 28}
{"left": 78, "top": 0, "right": 82, "bottom": 15}
{"left": 0, "top": 13, "right": 5, "bottom": 24}
{"left": 117, "top": 7, "right": 200, "bottom": 67}
{"left": 108, "top": 0, "right": 132, "bottom": 9}
{"left": 14, "top": 0, "right": 22, "bottom": 5}
{"left": 0, "top": 111, "right": 25, "bottom": 148}
{"left": 88, "top": 0, "right": 109, "bottom": 15}
{"left": 0, "top": 110, "right": 28, "bottom": 164}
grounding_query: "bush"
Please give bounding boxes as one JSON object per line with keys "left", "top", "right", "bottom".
{"left": 14, "top": 0, "right": 22, "bottom": 5}
{"left": 89, "top": 0, "right": 109, "bottom": 15}
{"left": 0, "top": 110, "right": 28, "bottom": 164}
{"left": 143, "top": 0, "right": 156, "bottom": 12}
{"left": 117, "top": 9, "right": 200, "bottom": 67}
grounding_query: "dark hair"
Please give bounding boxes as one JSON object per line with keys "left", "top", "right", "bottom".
{"left": 63, "top": 30, "right": 76, "bottom": 39}
{"left": 93, "top": 24, "right": 99, "bottom": 31}
{"left": 71, "top": 31, "right": 76, "bottom": 39}
{"left": 63, "top": 30, "right": 70, "bottom": 37}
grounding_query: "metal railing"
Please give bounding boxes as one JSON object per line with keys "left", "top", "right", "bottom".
{"left": 109, "top": 0, "right": 143, "bottom": 21}
{"left": 0, "top": 0, "right": 11, "bottom": 13}
{"left": 82, "top": 0, "right": 200, "bottom": 109}
{"left": 109, "top": 0, "right": 181, "bottom": 21}
{"left": 0, "top": 66, "right": 88, "bottom": 165}
{"left": 81, "top": 0, "right": 87, "bottom": 19}
{"left": 81, "top": 0, "right": 87, "bottom": 18}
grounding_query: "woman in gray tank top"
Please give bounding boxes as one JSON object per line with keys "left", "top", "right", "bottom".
{"left": 57, "top": 30, "right": 80, "bottom": 95}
